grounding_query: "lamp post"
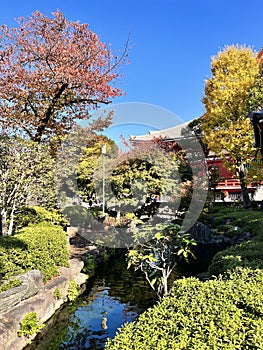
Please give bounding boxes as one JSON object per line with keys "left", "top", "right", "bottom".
{"left": 101, "top": 144, "right": 107, "bottom": 214}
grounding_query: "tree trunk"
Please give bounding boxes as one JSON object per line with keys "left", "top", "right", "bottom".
{"left": 8, "top": 208, "right": 15, "bottom": 235}
{"left": 238, "top": 168, "right": 252, "bottom": 209}
{"left": 1, "top": 209, "right": 7, "bottom": 236}
{"left": 162, "top": 269, "right": 168, "bottom": 296}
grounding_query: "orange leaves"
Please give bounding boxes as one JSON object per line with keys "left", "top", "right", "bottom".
{"left": 0, "top": 10, "right": 129, "bottom": 143}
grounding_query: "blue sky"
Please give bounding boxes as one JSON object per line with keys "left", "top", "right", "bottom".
{"left": 1, "top": 0, "right": 263, "bottom": 139}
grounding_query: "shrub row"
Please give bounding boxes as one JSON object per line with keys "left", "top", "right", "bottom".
{"left": 0, "top": 223, "right": 69, "bottom": 282}
{"left": 13, "top": 206, "right": 69, "bottom": 232}
{"left": 106, "top": 207, "right": 263, "bottom": 349}
{"left": 106, "top": 268, "right": 263, "bottom": 350}
{"left": 208, "top": 208, "right": 263, "bottom": 275}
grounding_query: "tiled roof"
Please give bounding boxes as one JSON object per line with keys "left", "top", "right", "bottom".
{"left": 129, "top": 120, "right": 194, "bottom": 142}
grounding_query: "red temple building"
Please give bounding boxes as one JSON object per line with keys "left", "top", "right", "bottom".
{"left": 130, "top": 121, "right": 263, "bottom": 203}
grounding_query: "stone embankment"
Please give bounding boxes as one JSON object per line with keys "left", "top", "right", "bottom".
{"left": 0, "top": 259, "right": 86, "bottom": 350}
{"left": 0, "top": 227, "right": 91, "bottom": 350}
{"left": 189, "top": 221, "right": 251, "bottom": 245}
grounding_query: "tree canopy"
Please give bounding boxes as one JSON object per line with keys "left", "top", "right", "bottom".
{"left": 0, "top": 136, "right": 54, "bottom": 236}
{"left": 0, "top": 10, "right": 128, "bottom": 143}
{"left": 77, "top": 134, "right": 118, "bottom": 201}
{"left": 201, "top": 45, "right": 260, "bottom": 208}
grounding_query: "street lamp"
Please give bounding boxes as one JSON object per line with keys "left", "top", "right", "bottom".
{"left": 101, "top": 144, "right": 107, "bottom": 214}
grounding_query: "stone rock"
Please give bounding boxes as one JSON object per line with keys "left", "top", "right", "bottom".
{"left": 0, "top": 258, "right": 87, "bottom": 350}
{"left": 0, "top": 270, "right": 43, "bottom": 314}
{"left": 189, "top": 222, "right": 212, "bottom": 243}
{"left": 59, "top": 258, "right": 85, "bottom": 281}
{"left": 211, "top": 235, "right": 230, "bottom": 244}
{"left": 230, "top": 231, "right": 251, "bottom": 245}
{"left": 67, "top": 226, "right": 78, "bottom": 238}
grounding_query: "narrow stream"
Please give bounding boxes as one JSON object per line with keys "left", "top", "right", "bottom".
{"left": 25, "top": 252, "right": 159, "bottom": 350}
{"left": 24, "top": 243, "right": 216, "bottom": 350}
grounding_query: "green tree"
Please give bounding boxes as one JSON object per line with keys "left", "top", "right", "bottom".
{"left": 245, "top": 53, "right": 263, "bottom": 113}
{"left": 202, "top": 45, "right": 259, "bottom": 208}
{"left": 0, "top": 136, "right": 54, "bottom": 236}
{"left": 77, "top": 135, "right": 117, "bottom": 202}
{"left": 107, "top": 145, "right": 184, "bottom": 215}
{"left": 127, "top": 223, "right": 196, "bottom": 299}
{"left": 54, "top": 125, "right": 118, "bottom": 207}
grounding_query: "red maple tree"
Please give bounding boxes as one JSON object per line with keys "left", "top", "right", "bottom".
{"left": 0, "top": 10, "right": 129, "bottom": 142}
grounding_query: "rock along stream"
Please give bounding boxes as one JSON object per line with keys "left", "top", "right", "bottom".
{"left": 24, "top": 242, "right": 214, "bottom": 350}
{"left": 25, "top": 252, "right": 159, "bottom": 350}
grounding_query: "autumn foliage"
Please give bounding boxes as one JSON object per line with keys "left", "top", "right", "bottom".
{"left": 0, "top": 10, "right": 128, "bottom": 142}
{"left": 201, "top": 45, "right": 260, "bottom": 208}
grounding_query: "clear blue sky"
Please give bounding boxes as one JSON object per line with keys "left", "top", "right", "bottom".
{"left": 1, "top": 0, "right": 263, "bottom": 135}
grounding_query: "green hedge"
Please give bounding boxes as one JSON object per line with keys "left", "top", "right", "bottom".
{"left": 0, "top": 223, "right": 69, "bottom": 282}
{"left": 13, "top": 206, "right": 69, "bottom": 232}
{"left": 106, "top": 268, "right": 263, "bottom": 350}
{"left": 203, "top": 206, "right": 263, "bottom": 239}
{"left": 62, "top": 205, "right": 94, "bottom": 227}
{"left": 208, "top": 208, "right": 263, "bottom": 276}
{"left": 106, "top": 207, "right": 263, "bottom": 349}
{"left": 208, "top": 240, "right": 263, "bottom": 275}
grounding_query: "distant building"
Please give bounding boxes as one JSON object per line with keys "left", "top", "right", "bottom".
{"left": 130, "top": 120, "right": 263, "bottom": 202}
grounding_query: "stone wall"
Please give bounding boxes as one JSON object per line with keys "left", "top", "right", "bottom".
{"left": 0, "top": 259, "right": 86, "bottom": 350}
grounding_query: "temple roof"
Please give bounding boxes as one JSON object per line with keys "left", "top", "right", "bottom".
{"left": 129, "top": 120, "right": 194, "bottom": 142}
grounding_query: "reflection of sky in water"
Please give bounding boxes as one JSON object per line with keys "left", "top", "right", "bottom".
{"left": 27, "top": 255, "right": 156, "bottom": 350}
{"left": 59, "top": 285, "right": 140, "bottom": 349}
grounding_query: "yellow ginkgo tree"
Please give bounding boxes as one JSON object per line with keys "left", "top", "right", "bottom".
{"left": 202, "top": 44, "right": 260, "bottom": 208}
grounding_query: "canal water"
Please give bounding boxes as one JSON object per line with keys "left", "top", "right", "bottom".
{"left": 25, "top": 244, "right": 214, "bottom": 350}
{"left": 25, "top": 252, "right": 159, "bottom": 350}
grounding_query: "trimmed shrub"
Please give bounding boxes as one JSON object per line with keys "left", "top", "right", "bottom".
{"left": 62, "top": 205, "right": 93, "bottom": 227}
{"left": 106, "top": 207, "right": 263, "bottom": 349}
{"left": 0, "top": 223, "right": 69, "bottom": 282}
{"left": 105, "top": 268, "right": 263, "bottom": 350}
{"left": 209, "top": 240, "right": 263, "bottom": 275}
{"left": 208, "top": 208, "right": 263, "bottom": 276}
{"left": 13, "top": 206, "right": 69, "bottom": 232}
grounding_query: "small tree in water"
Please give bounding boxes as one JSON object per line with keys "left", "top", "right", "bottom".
{"left": 127, "top": 223, "right": 196, "bottom": 299}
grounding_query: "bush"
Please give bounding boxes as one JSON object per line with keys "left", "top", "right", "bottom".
{"left": 13, "top": 206, "right": 69, "bottom": 232}
{"left": 53, "top": 287, "right": 62, "bottom": 299}
{"left": 67, "top": 280, "right": 81, "bottom": 301}
{"left": 83, "top": 254, "right": 96, "bottom": 278}
{"left": 18, "top": 312, "right": 44, "bottom": 338}
{"left": 208, "top": 208, "right": 263, "bottom": 276}
{"left": 209, "top": 240, "right": 263, "bottom": 275}
{"left": 62, "top": 205, "right": 93, "bottom": 227}
{"left": 106, "top": 207, "right": 263, "bottom": 349}
{"left": 105, "top": 268, "right": 263, "bottom": 350}
{"left": 0, "top": 223, "right": 69, "bottom": 282}
{"left": 0, "top": 278, "right": 22, "bottom": 293}
{"left": 213, "top": 224, "right": 242, "bottom": 238}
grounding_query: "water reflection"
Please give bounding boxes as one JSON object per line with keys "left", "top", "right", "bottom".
{"left": 26, "top": 252, "right": 156, "bottom": 350}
